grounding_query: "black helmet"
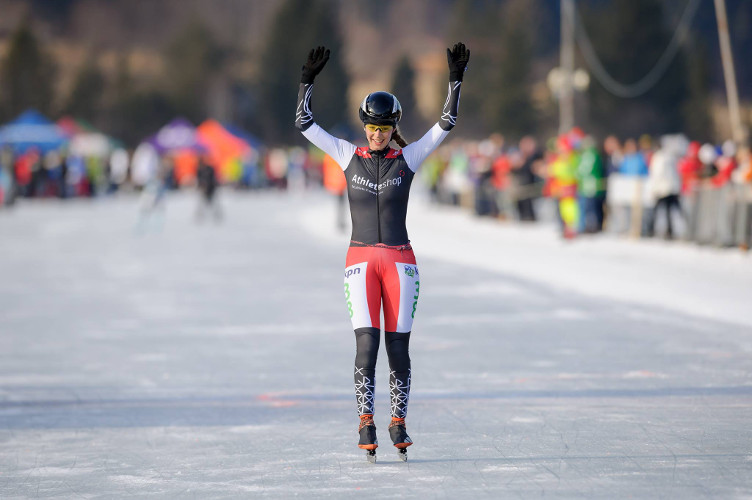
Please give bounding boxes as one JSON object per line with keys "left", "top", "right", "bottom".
{"left": 359, "top": 91, "right": 402, "bottom": 126}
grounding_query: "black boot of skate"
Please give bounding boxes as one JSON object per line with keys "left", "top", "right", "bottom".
{"left": 389, "top": 418, "right": 412, "bottom": 461}
{"left": 358, "top": 414, "right": 378, "bottom": 462}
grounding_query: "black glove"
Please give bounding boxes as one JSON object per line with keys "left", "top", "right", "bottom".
{"left": 447, "top": 42, "right": 470, "bottom": 81}
{"left": 301, "top": 46, "right": 330, "bottom": 84}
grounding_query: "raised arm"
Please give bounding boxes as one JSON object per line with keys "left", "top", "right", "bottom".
{"left": 403, "top": 42, "right": 470, "bottom": 171}
{"left": 295, "top": 47, "right": 355, "bottom": 169}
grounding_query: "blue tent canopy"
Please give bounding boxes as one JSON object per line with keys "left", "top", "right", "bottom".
{"left": 0, "top": 109, "right": 69, "bottom": 154}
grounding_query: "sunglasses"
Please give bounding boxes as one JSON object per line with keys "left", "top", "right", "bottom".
{"left": 365, "top": 124, "right": 394, "bottom": 133}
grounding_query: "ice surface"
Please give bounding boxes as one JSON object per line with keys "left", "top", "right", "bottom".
{"left": 1, "top": 190, "right": 751, "bottom": 498}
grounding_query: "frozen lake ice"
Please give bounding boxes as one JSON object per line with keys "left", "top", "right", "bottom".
{"left": 1, "top": 189, "right": 751, "bottom": 498}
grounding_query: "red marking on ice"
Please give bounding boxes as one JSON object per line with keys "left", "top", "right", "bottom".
{"left": 257, "top": 393, "right": 298, "bottom": 407}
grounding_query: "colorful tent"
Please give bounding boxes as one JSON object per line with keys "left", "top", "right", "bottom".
{"left": 196, "top": 120, "right": 251, "bottom": 182}
{"left": 145, "top": 118, "right": 207, "bottom": 185}
{"left": 223, "top": 123, "right": 262, "bottom": 150}
{"left": 57, "top": 116, "right": 96, "bottom": 137}
{"left": 57, "top": 116, "right": 123, "bottom": 159}
{"left": 0, "top": 110, "right": 68, "bottom": 154}
{"left": 149, "top": 118, "right": 205, "bottom": 154}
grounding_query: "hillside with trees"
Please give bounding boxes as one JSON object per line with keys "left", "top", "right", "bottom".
{"left": 0, "top": 0, "right": 749, "bottom": 146}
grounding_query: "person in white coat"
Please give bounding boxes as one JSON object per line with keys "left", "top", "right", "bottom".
{"left": 647, "top": 135, "right": 685, "bottom": 239}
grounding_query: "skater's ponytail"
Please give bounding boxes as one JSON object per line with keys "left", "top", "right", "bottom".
{"left": 391, "top": 127, "right": 408, "bottom": 148}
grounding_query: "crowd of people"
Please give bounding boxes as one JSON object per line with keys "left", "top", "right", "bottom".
{"left": 0, "top": 143, "right": 297, "bottom": 207}
{"left": 419, "top": 128, "right": 752, "bottom": 250}
{"left": 2, "top": 126, "right": 751, "bottom": 250}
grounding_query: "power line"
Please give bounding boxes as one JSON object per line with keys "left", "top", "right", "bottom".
{"left": 574, "top": 0, "right": 702, "bottom": 98}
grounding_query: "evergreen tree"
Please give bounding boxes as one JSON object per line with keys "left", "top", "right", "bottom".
{"left": 108, "top": 54, "right": 177, "bottom": 147}
{"left": 389, "top": 56, "right": 423, "bottom": 138}
{"left": 255, "top": 0, "right": 349, "bottom": 145}
{"left": 487, "top": 0, "right": 538, "bottom": 140}
{"left": 63, "top": 56, "right": 106, "bottom": 124}
{"left": 163, "top": 17, "right": 224, "bottom": 124}
{"left": 0, "top": 18, "right": 56, "bottom": 120}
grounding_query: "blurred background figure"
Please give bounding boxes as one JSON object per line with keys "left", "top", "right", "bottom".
{"left": 321, "top": 153, "right": 347, "bottom": 232}
{"left": 0, "top": 146, "right": 16, "bottom": 206}
{"left": 443, "top": 144, "right": 470, "bottom": 208}
{"left": 195, "top": 155, "right": 222, "bottom": 224}
{"left": 549, "top": 133, "right": 580, "bottom": 239}
{"left": 647, "top": 135, "right": 686, "bottom": 239}
{"left": 108, "top": 148, "right": 130, "bottom": 195}
{"left": 692, "top": 142, "right": 721, "bottom": 244}
{"left": 136, "top": 153, "right": 171, "bottom": 233}
{"left": 576, "top": 136, "right": 606, "bottom": 233}
{"left": 611, "top": 138, "right": 649, "bottom": 236}
{"left": 473, "top": 138, "right": 499, "bottom": 218}
{"left": 733, "top": 145, "right": 752, "bottom": 249}
{"left": 712, "top": 140, "right": 739, "bottom": 246}
{"left": 511, "top": 135, "right": 543, "bottom": 222}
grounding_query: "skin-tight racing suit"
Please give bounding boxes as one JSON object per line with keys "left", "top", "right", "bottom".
{"left": 295, "top": 75, "right": 462, "bottom": 420}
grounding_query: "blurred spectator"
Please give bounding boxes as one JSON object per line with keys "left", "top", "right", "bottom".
{"left": 698, "top": 143, "right": 719, "bottom": 178}
{"left": 196, "top": 155, "right": 222, "bottom": 224}
{"left": 646, "top": 135, "right": 685, "bottom": 239}
{"left": 0, "top": 146, "right": 16, "bottom": 206}
{"left": 511, "top": 135, "right": 542, "bottom": 222}
{"left": 733, "top": 145, "right": 752, "bottom": 249}
{"left": 678, "top": 141, "right": 703, "bottom": 194}
{"left": 489, "top": 140, "right": 511, "bottom": 218}
{"left": 638, "top": 134, "right": 654, "bottom": 166}
{"left": 614, "top": 138, "right": 649, "bottom": 236}
{"left": 287, "top": 146, "right": 307, "bottom": 192}
{"left": 603, "top": 135, "right": 623, "bottom": 175}
{"left": 474, "top": 139, "right": 498, "bottom": 217}
{"left": 421, "top": 147, "right": 444, "bottom": 203}
{"left": 136, "top": 154, "right": 171, "bottom": 233}
{"left": 108, "top": 148, "right": 130, "bottom": 194}
{"left": 443, "top": 144, "right": 470, "bottom": 206}
{"left": 266, "top": 148, "right": 289, "bottom": 190}
{"left": 549, "top": 134, "right": 579, "bottom": 238}
{"left": 712, "top": 140, "right": 737, "bottom": 188}
{"left": 713, "top": 141, "right": 738, "bottom": 246}
{"left": 619, "top": 139, "right": 649, "bottom": 176}
{"left": 14, "top": 148, "right": 38, "bottom": 197}
{"left": 322, "top": 153, "right": 347, "bottom": 232}
{"left": 576, "top": 136, "right": 606, "bottom": 233}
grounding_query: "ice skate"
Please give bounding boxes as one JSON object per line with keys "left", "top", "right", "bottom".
{"left": 358, "top": 414, "right": 378, "bottom": 462}
{"left": 389, "top": 417, "right": 412, "bottom": 461}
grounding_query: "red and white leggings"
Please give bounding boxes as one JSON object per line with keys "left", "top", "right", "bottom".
{"left": 344, "top": 244, "right": 418, "bottom": 418}
{"left": 344, "top": 244, "right": 420, "bottom": 333}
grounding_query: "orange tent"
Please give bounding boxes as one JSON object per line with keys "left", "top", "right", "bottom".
{"left": 196, "top": 120, "right": 251, "bottom": 182}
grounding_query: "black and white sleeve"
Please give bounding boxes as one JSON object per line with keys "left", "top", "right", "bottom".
{"left": 295, "top": 83, "right": 314, "bottom": 131}
{"left": 294, "top": 83, "right": 355, "bottom": 169}
{"left": 439, "top": 80, "right": 462, "bottom": 131}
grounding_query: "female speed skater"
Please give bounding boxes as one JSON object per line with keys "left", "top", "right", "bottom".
{"left": 295, "top": 43, "right": 469, "bottom": 462}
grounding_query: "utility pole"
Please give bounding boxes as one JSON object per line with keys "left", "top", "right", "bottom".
{"left": 559, "top": 0, "right": 575, "bottom": 135}
{"left": 714, "top": 0, "right": 748, "bottom": 145}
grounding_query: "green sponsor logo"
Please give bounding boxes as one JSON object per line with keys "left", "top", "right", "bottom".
{"left": 404, "top": 265, "right": 415, "bottom": 278}
{"left": 344, "top": 283, "right": 354, "bottom": 318}
{"left": 411, "top": 280, "right": 420, "bottom": 318}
